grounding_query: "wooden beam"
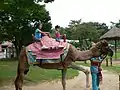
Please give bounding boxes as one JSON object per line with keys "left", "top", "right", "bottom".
{"left": 115, "top": 39, "right": 117, "bottom": 60}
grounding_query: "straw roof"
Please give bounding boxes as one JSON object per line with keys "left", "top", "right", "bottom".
{"left": 100, "top": 27, "right": 120, "bottom": 40}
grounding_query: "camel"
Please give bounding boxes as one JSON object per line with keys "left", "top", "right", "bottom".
{"left": 14, "top": 39, "right": 112, "bottom": 90}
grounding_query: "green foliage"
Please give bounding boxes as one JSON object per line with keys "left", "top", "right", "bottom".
{"left": 0, "top": 0, "right": 53, "bottom": 57}
{"left": 112, "top": 51, "right": 120, "bottom": 59}
{"left": 60, "top": 20, "right": 109, "bottom": 49}
{"left": 72, "top": 22, "right": 99, "bottom": 40}
{"left": 61, "top": 20, "right": 108, "bottom": 41}
{"left": 69, "top": 42, "right": 80, "bottom": 48}
{"left": 111, "top": 20, "right": 120, "bottom": 28}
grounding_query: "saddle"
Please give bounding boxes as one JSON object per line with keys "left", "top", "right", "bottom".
{"left": 26, "top": 36, "right": 68, "bottom": 61}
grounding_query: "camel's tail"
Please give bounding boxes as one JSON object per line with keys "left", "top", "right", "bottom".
{"left": 17, "top": 47, "right": 30, "bottom": 75}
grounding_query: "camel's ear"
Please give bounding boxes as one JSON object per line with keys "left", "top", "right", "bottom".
{"left": 95, "top": 40, "right": 108, "bottom": 49}
{"left": 95, "top": 41, "right": 102, "bottom": 49}
{"left": 101, "top": 40, "right": 108, "bottom": 47}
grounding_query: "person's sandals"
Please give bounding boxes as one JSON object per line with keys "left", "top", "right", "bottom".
{"left": 41, "top": 45, "right": 49, "bottom": 49}
{"left": 58, "top": 45, "right": 64, "bottom": 48}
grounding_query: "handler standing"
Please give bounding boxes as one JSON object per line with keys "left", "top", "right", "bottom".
{"left": 90, "top": 56, "right": 103, "bottom": 90}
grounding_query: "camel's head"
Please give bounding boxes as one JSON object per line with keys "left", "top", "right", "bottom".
{"left": 90, "top": 40, "right": 112, "bottom": 57}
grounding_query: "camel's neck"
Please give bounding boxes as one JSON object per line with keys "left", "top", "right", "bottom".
{"left": 75, "top": 50, "right": 93, "bottom": 61}
{"left": 70, "top": 46, "right": 93, "bottom": 61}
{"left": 65, "top": 45, "right": 94, "bottom": 62}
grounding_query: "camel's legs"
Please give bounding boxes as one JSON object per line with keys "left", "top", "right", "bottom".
{"left": 69, "top": 63, "right": 90, "bottom": 88}
{"left": 61, "top": 69, "right": 67, "bottom": 90}
{"left": 15, "top": 64, "right": 29, "bottom": 90}
{"left": 15, "top": 70, "right": 24, "bottom": 90}
{"left": 15, "top": 49, "right": 29, "bottom": 90}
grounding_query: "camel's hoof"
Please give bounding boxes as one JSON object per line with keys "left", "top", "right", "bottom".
{"left": 86, "top": 84, "right": 90, "bottom": 88}
{"left": 85, "top": 70, "right": 90, "bottom": 75}
{"left": 84, "top": 88, "right": 91, "bottom": 90}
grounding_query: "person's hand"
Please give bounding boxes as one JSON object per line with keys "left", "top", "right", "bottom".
{"left": 43, "top": 32, "right": 47, "bottom": 36}
{"left": 32, "top": 34, "right": 34, "bottom": 36}
{"left": 100, "top": 68, "right": 102, "bottom": 71}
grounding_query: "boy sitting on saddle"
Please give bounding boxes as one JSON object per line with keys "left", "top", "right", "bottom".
{"left": 34, "top": 22, "right": 51, "bottom": 49}
{"left": 55, "top": 25, "right": 66, "bottom": 42}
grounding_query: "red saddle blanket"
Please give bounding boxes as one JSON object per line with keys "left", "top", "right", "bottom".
{"left": 26, "top": 36, "right": 68, "bottom": 59}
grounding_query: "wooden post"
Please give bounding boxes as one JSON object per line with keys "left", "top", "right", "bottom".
{"left": 11, "top": 45, "right": 14, "bottom": 58}
{"left": 119, "top": 74, "right": 120, "bottom": 90}
{"left": 110, "top": 57, "right": 112, "bottom": 66}
{"left": 106, "top": 58, "right": 108, "bottom": 67}
{"left": 6, "top": 48, "right": 7, "bottom": 58}
{"left": 9, "top": 47, "right": 11, "bottom": 58}
{"left": 115, "top": 39, "right": 117, "bottom": 60}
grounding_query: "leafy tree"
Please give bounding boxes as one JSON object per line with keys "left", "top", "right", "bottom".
{"left": 62, "top": 20, "right": 109, "bottom": 40}
{"left": 110, "top": 20, "right": 120, "bottom": 28}
{"left": 92, "top": 22, "right": 109, "bottom": 35}
{"left": 60, "top": 20, "right": 109, "bottom": 49}
{"left": 63, "top": 19, "right": 82, "bottom": 39}
{"left": 0, "top": 0, "right": 54, "bottom": 57}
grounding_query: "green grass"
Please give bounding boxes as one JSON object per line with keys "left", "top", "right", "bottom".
{"left": 0, "top": 59, "right": 17, "bottom": 86}
{"left": 101, "top": 64, "right": 120, "bottom": 74}
{"left": 113, "top": 51, "right": 120, "bottom": 59}
{"left": 77, "top": 61, "right": 120, "bottom": 74}
{"left": 0, "top": 59, "right": 78, "bottom": 86}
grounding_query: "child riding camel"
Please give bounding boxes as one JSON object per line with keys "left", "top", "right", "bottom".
{"left": 34, "top": 22, "right": 50, "bottom": 49}
{"left": 55, "top": 25, "right": 66, "bottom": 41}
{"left": 55, "top": 25, "right": 66, "bottom": 47}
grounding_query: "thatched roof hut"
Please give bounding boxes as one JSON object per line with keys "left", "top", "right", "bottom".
{"left": 100, "top": 27, "right": 120, "bottom": 40}
{"left": 100, "top": 27, "right": 120, "bottom": 59}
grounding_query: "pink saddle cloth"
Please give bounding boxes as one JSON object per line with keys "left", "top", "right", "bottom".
{"left": 27, "top": 36, "right": 68, "bottom": 59}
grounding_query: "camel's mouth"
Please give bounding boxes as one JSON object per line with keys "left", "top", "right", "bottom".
{"left": 101, "top": 46, "right": 110, "bottom": 55}
{"left": 106, "top": 47, "right": 114, "bottom": 57}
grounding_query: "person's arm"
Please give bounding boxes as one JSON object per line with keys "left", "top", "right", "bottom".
{"left": 37, "top": 29, "right": 42, "bottom": 33}
{"left": 37, "top": 29, "right": 47, "bottom": 35}
{"left": 90, "top": 58, "right": 101, "bottom": 63}
{"left": 40, "top": 30, "right": 49, "bottom": 34}
{"left": 91, "top": 60, "right": 101, "bottom": 63}
{"left": 37, "top": 29, "right": 51, "bottom": 37}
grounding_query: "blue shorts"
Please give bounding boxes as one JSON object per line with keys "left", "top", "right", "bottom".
{"left": 56, "top": 38, "right": 60, "bottom": 41}
{"left": 35, "top": 33, "right": 41, "bottom": 40}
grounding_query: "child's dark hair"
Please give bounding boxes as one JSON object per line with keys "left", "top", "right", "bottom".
{"left": 55, "top": 25, "right": 60, "bottom": 29}
{"left": 35, "top": 22, "right": 42, "bottom": 29}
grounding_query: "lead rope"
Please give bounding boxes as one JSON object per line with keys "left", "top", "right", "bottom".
{"left": 60, "top": 54, "right": 65, "bottom": 68}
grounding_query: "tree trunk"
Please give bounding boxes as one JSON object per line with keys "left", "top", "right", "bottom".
{"left": 115, "top": 39, "right": 117, "bottom": 60}
{"left": 110, "top": 56, "right": 112, "bottom": 67}
{"left": 13, "top": 40, "right": 22, "bottom": 58}
{"left": 14, "top": 44, "right": 19, "bottom": 58}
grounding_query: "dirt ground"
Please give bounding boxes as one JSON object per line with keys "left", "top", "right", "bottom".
{"left": 0, "top": 70, "right": 119, "bottom": 90}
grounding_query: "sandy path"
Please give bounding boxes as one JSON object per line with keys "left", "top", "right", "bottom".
{"left": 0, "top": 70, "right": 119, "bottom": 90}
